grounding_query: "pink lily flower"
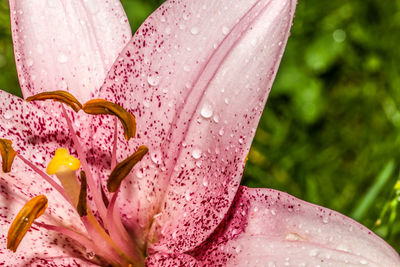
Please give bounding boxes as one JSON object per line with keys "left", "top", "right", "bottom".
{"left": 0, "top": 0, "right": 399, "bottom": 266}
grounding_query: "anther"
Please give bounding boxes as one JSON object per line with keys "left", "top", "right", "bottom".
{"left": 7, "top": 195, "right": 48, "bottom": 252}
{"left": 26, "top": 91, "right": 82, "bottom": 112}
{"left": 0, "top": 139, "right": 17, "bottom": 173}
{"left": 107, "top": 146, "right": 148, "bottom": 192}
{"left": 77, "top": 171, "right": 88, "bottom": 217}
{"left": 82, "top": 99, "right": 136, "bottom": 141}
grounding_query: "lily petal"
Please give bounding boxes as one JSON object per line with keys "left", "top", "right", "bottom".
{"left": 9, "top": 0, "right": 132, "bottom": 102}
{"left": 97, "top": 0, "right": 296, "bottom": 252}
{"left": 146, "top": 252, "right": 198, "bottom": 267}
{"left": 190, "top": 187, "right": 400, "bottom": 266}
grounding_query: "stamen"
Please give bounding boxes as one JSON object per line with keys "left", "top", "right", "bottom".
{"left": 107, "top": 146, "right": 148, "bottom": 192}
{"left": 7, "top": 195, "right": 48, "bottom": 252}
{"left": 26, "top": 91, "right": 82, "bottom": 112}
{"left": 82, "top": 99, "right": 136, "bottom": 141}
{"left": 0, "top": 139, "right": 17, "bottom": 173}
{"left": 77, "top": 171, "right": 88, "bottom": 217}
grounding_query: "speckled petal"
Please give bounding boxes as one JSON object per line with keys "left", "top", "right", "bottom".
{"left": 0, "top": 91, "right": 74, "bottom": 168}
{"left": 146, "top": 252, "right": 198, "bottom": 267}
{"left": 96, "top": 0, "right": 296, "bottom": 251}
{"left": 9, "top": 0, "right": 131, "bottom": 102}
{"left": 191, "top": 187, "right": 400, "bottom": 267}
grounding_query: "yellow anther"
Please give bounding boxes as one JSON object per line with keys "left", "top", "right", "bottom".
{"left": 0, "top": 139, "right": 17, "bottom": 173}
{"left": 26, "top": 90, "right": 82, "bottom": 112}
{"left": 108, "top": 146, "right": 148, "bottom": 192}
{"left": 7, "top": 195, "right": 48, "bottom": 252}
{"left": 46, "top": 148, "right": 81, "bottom": 175}
{"left": 82, "top": 99, "right": 136, "bottom": 141}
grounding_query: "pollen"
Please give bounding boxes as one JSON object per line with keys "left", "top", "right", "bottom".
{"left": 46, "top": 148, "right": 81, "bottom": 175}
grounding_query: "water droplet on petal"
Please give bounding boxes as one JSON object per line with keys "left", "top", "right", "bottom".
{"left": 26, "top": 58, "right": 33, "bottom": 67}
{"left": 191, "top": 149, "right": 202, "bottom": 159}
{"left": 150, "top": 151, "right": 162, "bottom": 165}
{"left": 200, "top": 103, "right": 213, "bottom": 118}
{"left": 190, "top": 26, "right": 200, "bottom": 35}
{"left": 222, "top": 26, "right": 229, "bottom": 35}
{"left": 147, "top": 74, "right": 160, "bottom": 86}
{"left": 3, "top": 110, "right": 13, "bottom": 120}
{"left": 58, "top": 53, "right": 68, "bottom": 63}
{"left": 202, "top": 178, "right": 209, "bottom": 187}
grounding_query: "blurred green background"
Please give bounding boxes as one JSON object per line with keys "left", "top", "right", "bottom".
{"left": 0, "top": 0, "right": 399, "bottom": 251}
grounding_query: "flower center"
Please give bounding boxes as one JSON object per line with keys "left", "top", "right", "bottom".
{"left": 1, "top": 91, "right": 148, "bottom": 267}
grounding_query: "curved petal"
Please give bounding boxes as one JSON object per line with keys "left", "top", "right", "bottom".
{"left": 191, "top": 187, "right": 400, "bottom": 266}
{"left": 9, "top": 0, "right": 132, "bottom": 102}
{"left": 96, "top": 0, "right": 296, "bottom": 251}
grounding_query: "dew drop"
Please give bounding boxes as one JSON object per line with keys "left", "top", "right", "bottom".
{"left": 191, "top": 149, "right": 202, "bottom": 159}
{"left": 57, "top": 53, "right": 68, "bottom": 63}
{"left": 202, "top": 178, "right": 209, "bottom": 187}
{"left": 235, "top": 245, "right": 242, "bottom": 253}
{"left": 150, "top": 151, "right": 162, "bottom": 165}
{"left": 143, "top": 99, "right": 150, "bottom": 108}
{"left": 190, "top": 26, "right": 200, "bottom": 35}
{"left": 26, "top": 58, "right": 33, "bottom": 67}
{"left": 86, "top": 251, "right": 95, "bottom": 259}
{"left": 147, "top": 74, "right": 160, "bottom": 87}
{"left": 136, "top": 168, "right": 144, "bottom": 178}
{"left": 185, "top": 191, "right": 191, "bottom": 201}
{"left": 322, "top": 215, "right": 329, "bottom": 224}
{"left": 183, "top": 65, "right": 191, "bottom": 72}
{"left": 200, "top": 103, "right": 213, "bottom": 118}
{"left": 3, "top": 110, "right": 13, "bottom": 120}
{"left": 218, "top": 128, "right": 225, "bottom": 136}
{"left": 309, "top": 249, "right": 319, "bottom": 257}
{"left": 213, "top": 115, "right": 220, "bottom": 123}
{"left": 222, "top": 26, "right": 229, "bottom": 35}
{"left": 165, "top": 27, "right": 171, "bottom": 35}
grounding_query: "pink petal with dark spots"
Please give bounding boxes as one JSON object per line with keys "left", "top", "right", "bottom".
{"left": 96, "top": 0, "right": 296, "bottom": 252}
{"left": 9, "top": 0, "right": 131, "bottom": 102}
{"left": 146, "top": 252, "right": 198, "bottom": 267}
{"left": 0, "top": 91, "right": 74, "bottom": 167}
{"left": 190, "top": 187, "right": 400, "bottom": 266}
